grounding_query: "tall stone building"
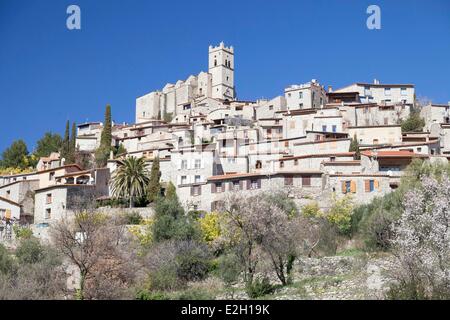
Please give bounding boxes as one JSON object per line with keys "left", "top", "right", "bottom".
{"left": 135, "top": 42, "right": 235, "bottom": 123}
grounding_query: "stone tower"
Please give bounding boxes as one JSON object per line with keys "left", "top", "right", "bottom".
{"left": 208, "top": 42, "right": 235, "bottom": 100}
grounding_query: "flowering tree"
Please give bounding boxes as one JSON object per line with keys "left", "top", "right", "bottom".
{"left": 389, "top": 175, "right": 450, "bottom": 299}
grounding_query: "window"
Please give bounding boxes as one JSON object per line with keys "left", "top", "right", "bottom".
{"left": 250, "top": 179, "right": 259, "bottom": 189}
{"left": 384, "top": 117, "right": 388, "bottom": 125}
{"left": 227, "top": 157, "right": 236, "bottom": 164}
{"left": 255, "top": 160, "right": 262, "bottom": 169}
{"left": 233, "top": 181, "right": 240, "bottom": 190}
{"left": 287, "top": 93, "right": 291, "bottom": 98}
{"left": 195, "top": 159, "right": 201, "bottom": 169}
{"left": 365, "top": 179, "right": 376, "bottom": 192}
{"left": 320, "top": 97, "right": 323, "bottom": 105}
{"left": 49, "top": 172, "right": 55, "bottom": 181}
{"left": 46, "top": 193, "right": 52, "bottom": 204}
{"left": 299, "top": 92, "right": 303, "bottom": 99}
{"left": 330, "top": 156, "right": 336, "bottom": 162}
{"left": 280, "top": 161, "right": 284, "bottom": 168}
{"left": 417, "top": 147, "right": 422, "bottom": 152}
{"left": 214, "top": 59, "right": 217, "bottom": 66}
{"left": 364, "top": 86, "right": 371, "bottom": 96}
{"left": 299, "top": 103, "right": 304, "bottom": 108}
{"left": 45, "top": 208, "right": 51, "bottom": 219}
{"left": 222, "top": 140, "right": 226, "bottom": 147}
{"left": 385, "top": 88, "right": 391, "bottom": 96}
{"left": 6, "top": 190, "right": 10, "bottom": 198}
{"left": 332, "top": 125, "right": 337, "bottom": 133}
{"left": 345, "top": 181, "right": 352, "bottom": 193}
{"left": 191, "top": 185, "right": 201, "bottom": 196}
{"left": 269, "top": 105, "right": 273, "bottom": 110}
{"left": 302, "top": 175, "right": 311, "bottom": 187}
{"left": 401, "top": 87, "right": 407, "bottom": 96}
{"left": 284, "top": 176, "right": 293, "bottom": 186}
{"left": 294, "top": 159, "right": 298, "bottom": 166}
{"left": 181, "top": 176, "right": 187, "bottom": 185}
{"left": 216, "top": 182, "right": 223, "bottom": 193}
{"left": 181, "top": 160, "right": 188, "bottom": 169}
{"left": 195, "top": 175, "right": 201, "bottom": 183}
{"left": 322, "top": 125, "right": 327, "bottom": 132}
{"left": 373, "top": 139, "right": 379, "bottom": 144}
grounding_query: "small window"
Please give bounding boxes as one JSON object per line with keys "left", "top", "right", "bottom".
{"left": 181, "top": 160, "right": 188, "bottom": 169}
{"left": 46, "top": 193, "right": 52, "bottom": 204}
{"left": 385, "top": 88, "right": 391, "bottom": 96}
{"left": 255, "top": 161, "right": 262, "bottom": 169}
{"left": 181, "top": 176, "right": 187, "bottom": 185}
{"left": 216, "top": 182, "right": 223, "bottom": 193}
{"left": 284, "top": 176, "right": 293, "bottom": 186}
{"left": 195, "top": 175, "right": 201, "bottom": 183}
{"left": 332, "top": 125, "right": 337, "bottom": 133}
{"left": 49, "top": 172, "right": 55, "bottom": 181}
{"left": 250, "top": 179, "right": 259, "bottom": 189}
{"left": 269, "top": 105, "right": 273, "bottom": 110}
{"left": 299, "top": 92, "right": 303, "bottom": 99}
{"left": 322, "top": 125, "right": 327, "bottom": 132}
{"left": 401, "top": 87, "right": 407, "bottom": 96}
{"left": 299, "top": 103, "right": 304, "bottom": 108}
{"left": 45, "top": 208, "right": 51, "bottom": 219}
{"left": 280, "top": 161, "right": 284, "bottom": 168}
{"left": 195, "top": 159, "right": 201, "bottom": 169}
{"left": 294, "top": 159, "right": 298, "bottom": 166}
{"left": 233, "top": 181, "right": 240, "bottom": 190}
{"left": 302, "top": 176, "right": 311, "bottom": 187}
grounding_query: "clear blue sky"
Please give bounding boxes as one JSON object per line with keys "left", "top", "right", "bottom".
{"left": 1, "top": 0, "right": 449, "bottom": 154}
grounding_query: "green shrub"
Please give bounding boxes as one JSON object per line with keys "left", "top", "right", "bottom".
{"left": 13, "top": 225, "right": 33, "bottom": 239}
{"left": 0, "top": 244, "right": 15, "bottom": 275}
{"left": 215, "top": 253, "right": 242, "bottom": 287}
{"left": 15, "top": 238, "right": 44, "bottom": 264}
{"left": 135, "top": 290, "right": 171, "bottom": 300}
{"left": 386, "top": 280, "right": 428, "bottom": 300}
{"left": 175, "top": 241, "right": 211, "bottom": 282}
{"left": 175, "top": 288, "right": 214, "bottom": 300}
{"left": 327, "top": 195, "right": 354, "bottom": 236}
{"left": 147, "top": 266, "right": 182, "bottom": 291}
{"left": 246, "top": 277, "right": 275, "bottom": 298}
{"left": 124, "top": 211, "right": 143, "bottom": 225}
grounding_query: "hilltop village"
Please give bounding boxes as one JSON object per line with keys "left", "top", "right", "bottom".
{"left": 1, "top": 42, "right": 450, "bottom": 237}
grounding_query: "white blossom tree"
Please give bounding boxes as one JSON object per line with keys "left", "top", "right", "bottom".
{"left": 389, "top": 175, "right": 450, "bottom": 299}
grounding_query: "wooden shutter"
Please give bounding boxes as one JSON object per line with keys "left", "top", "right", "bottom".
{"left": 374, "top": 179, "right": 379, "bottom": 189}
{"left": 302, "top": 175, "right": 311, "bottom": 186}
{"left": 247, "top": 180, "right": 251, "bottom": 190}
{"left": 364, "top": 180, "right": 370, "bottom": 192}
{"left": 350, "top": 180, "right": 356, "bottom": 193}
{"left": 341, "top": 181, "right": 347, "bottom": 193}
{"left": 211, "top": 183, "right": 216, "bottom": 193}
{"left": 239, "top": 180, "right": 244, "bottom": 190}
{"left": 257, "top": 179, "right": 261, "bottom": 189}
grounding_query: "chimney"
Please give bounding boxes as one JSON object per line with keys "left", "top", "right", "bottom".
{"left": 373, "top": 79, "right": 380, "bottom": 85}
{"left": 328, "top": 86, "right": 333, "bottom": 93}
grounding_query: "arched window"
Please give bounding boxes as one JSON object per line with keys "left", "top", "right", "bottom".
{"left": 255, "top": 160, "right": 262, "bottom": 169}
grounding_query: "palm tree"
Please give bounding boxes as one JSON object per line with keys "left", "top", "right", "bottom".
{"left": 110, "top": 156, "right": 150, "bottom": 208}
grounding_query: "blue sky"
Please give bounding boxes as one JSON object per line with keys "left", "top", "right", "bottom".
{"left": 1, "top": 0, "right": 449, "bottom": 154}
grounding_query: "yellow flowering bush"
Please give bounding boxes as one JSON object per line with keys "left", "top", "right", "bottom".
{"left": 199, "top": 212, "right": 221, "bottom": 243}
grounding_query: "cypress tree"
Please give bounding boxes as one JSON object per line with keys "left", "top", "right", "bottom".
{"left": 349, "top": 134, "right": 361, "bottom": 160}
{"left": 61, "top": 120, "right": 70, "bottom": 161}
{"left": 67, "top": 122, "right": 77, "bottom": 163}
{"left": 95, "top": 105, "right": 112, "bottom": 167}
{"left": 147, "top": 156, "right": 161, "bottom": 203}
{"left": 100, "top": 104, "right": 112, "bottom": 149}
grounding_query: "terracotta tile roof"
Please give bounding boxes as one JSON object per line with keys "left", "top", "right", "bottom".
{"left": 361, "top": 150, "right": 426, "bottom": 158}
